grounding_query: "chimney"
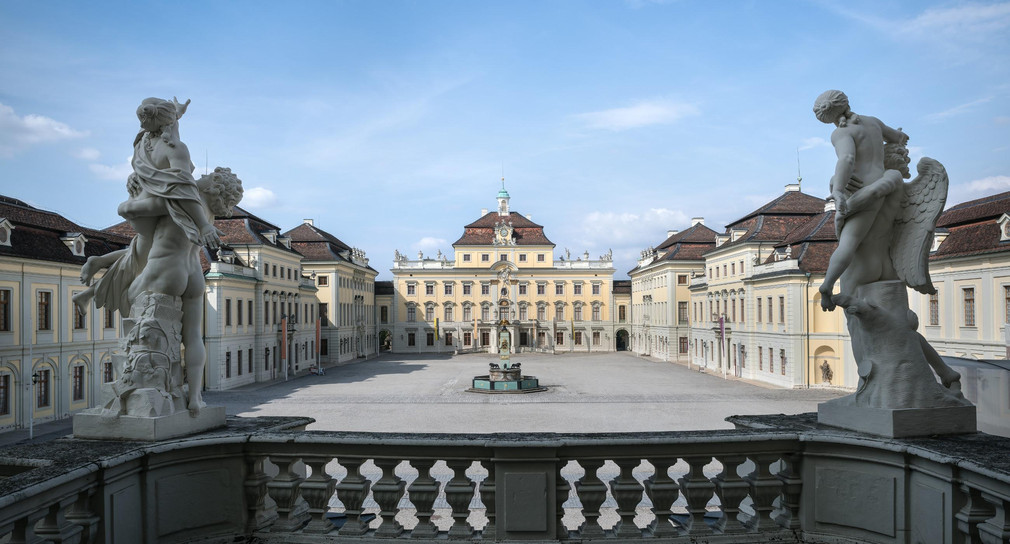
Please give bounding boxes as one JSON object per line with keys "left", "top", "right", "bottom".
{"left": 303, "top": 218, "right": 314, "bottom": 226}
{"left": 667, "top": 229, "right": 679, "bottom": 238}
{"left": 481, "top": 208, "right": 488, "bottom": 216}
{"left": 691, "top": 217, "right": 704, "bottom": 226}
{"left": 785, "top": 183, "right": 801, "bottom": 192}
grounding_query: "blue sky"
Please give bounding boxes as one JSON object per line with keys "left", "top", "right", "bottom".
{"left": 1, "top": 1, "right": 1008, "bottom": 279}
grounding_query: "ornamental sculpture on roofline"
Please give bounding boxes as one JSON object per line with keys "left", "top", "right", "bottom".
{"left": 73, "top": 98, "right": 242, "bottom": 440}
{"left": 811, "top": 90, "right": 974, "bottom": 438}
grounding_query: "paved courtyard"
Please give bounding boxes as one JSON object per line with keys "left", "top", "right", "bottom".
{"left": 207, "top": 352, "right": 847, "bottom": 433}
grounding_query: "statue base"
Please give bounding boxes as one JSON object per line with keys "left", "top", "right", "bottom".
{"left": 818, "top": 401, "right": 976, "bottom": 438}
{"left": 73, "top": 405, "right": 226, "bottom": 441}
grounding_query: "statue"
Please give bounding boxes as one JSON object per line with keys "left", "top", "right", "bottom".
{"left": 820, "top": 360, "right": 833, "bottom": 385}
{"left": 73, "top": 98, "right": 242, "bottom": 436}
{"left": 813, "top": 91, "right": 972, "bottom": 435}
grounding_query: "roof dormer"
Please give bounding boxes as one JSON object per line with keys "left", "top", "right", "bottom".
{"left": 263, "top": 230, "right": 278, "bottom": 244}
{"left": 0, "top": 218, "right": 13, "bottom": 247}
{"left": 999, "top": 213, "right": 1010, "bottom": 242}
{"left": 277, "top": 236, "right": 292, "bottom": 250}
{"left": 931, "top": 229, "right": 950, "bottom": 252}
{"left": 61, "top": 232, "right": 88, "bottom": 257}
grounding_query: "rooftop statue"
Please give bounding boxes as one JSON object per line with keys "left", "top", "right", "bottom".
{"left": 74, "top": 98, "right": 241, "bottom": 438}
{"left": 812, "top": 91, "right": 972, "bottom": 436}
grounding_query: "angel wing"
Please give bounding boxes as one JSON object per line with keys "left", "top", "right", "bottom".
{"left": 890, "top": 157, "right": 948, "bottom": 294}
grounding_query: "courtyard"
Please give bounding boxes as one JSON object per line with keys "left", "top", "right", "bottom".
{"left": 206, "top": 352, "right": 848, "bottom": 433}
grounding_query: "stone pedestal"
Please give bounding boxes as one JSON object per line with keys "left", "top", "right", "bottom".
{"left": 818, "top": 402, "right": 976, "bottom": 438}
{"left": 73, "top": 406, "right": 226, "bottom": 441}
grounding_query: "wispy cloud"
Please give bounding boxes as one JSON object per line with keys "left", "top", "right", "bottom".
{"left": 0, "top": 102, "right": 87, "bottom": 157}
{"left": 574, "top": 99, "right": 699, "bottom": 131}
{"left": 925, "top": 97, "right": 993, "bottom": 122}
{"left": 577, "top": 208, "right": 689, "bottom": 247}
{"left": 411, "top": 237, "right": 448, "bottom": 257}
{"left": 902, "top": 2, "right": 1010, "bottom": 37}
{"left": 995, "top": 116, "right": 1010, "bottom": 125}
{"left": 798, "top": 137, "right": 829, "bottom": 151}
{"left": 73, "top": 147, "right": 101, "bottom": 161}
{"left": 88, "top": 156, "right": 132, "bottom": 181}
{"left": 965, "top": 175, "right": 1010, "bottom": 193}
{"left": 242, "top": 187, "right": 278, "bottom": 209}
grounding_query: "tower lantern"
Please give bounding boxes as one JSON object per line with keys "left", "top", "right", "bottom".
{"left": 497, "top": 177, "right": 510, "bottom": 216}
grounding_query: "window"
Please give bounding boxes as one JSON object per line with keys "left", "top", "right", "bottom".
{"left": 225, "top": 299, "right": 232, "bottom": 327}
{"left": 481, "top": 331, "right": 490, "bottom": 346}
{"left": 519, "top": 284, "right": 527, "bottom": 295}
{"left": 37, "top": 291, "right": 51, "bottom": 330}
{"left": 463, "top": 254, "right": 471, "bottom": 262}
{"left": 556, "top": 306, "right": 564, "bottom": 321}
{"left": 482, "top": 306, "right": 491, "bottom": 321}
{"left": 463, "top": 305, "right": 472, "bottom": 321}
{"left": 519, "top": 305, "right": 528, "bottom": 320}
{"left": 36, "top": 369, "right": 50, "bottom": 408}
{"left": 319, "top": 303, "right": 329, "bottom": 326}
{"left": 500, "top": 254, "right": 508, "bottom": 262}
{"left": 444, "top": 283, "right": 453, "bottom": 296}
{"left": 103, "top": 361, "right": 114, "bottom": 383}
{"left": 408, "top": 333, "right": 416, "bottom": 346}
{"left": 272, "top": 264, "right": 277, "bottom": 277}
{"left": 778, "top": 296, "right": 785, "bottom": 324}
{"left": 739, "top": 300, "right": 744, "bottom": 323}
{"left": 768, "top": 347, "right": 774, "bottom": 373}
{"left": 723, "top": 265, "right": 727, "bottom": 277}
{"left": 555, "top": 284, "right": 564, "bottom": 295}
{"left": 757, "top": 298, "right": 762, "bottom": 322}
{"left": 767, "top": 297, "right": 773, "bottom": 323}
{"left": 679, "top": 337, "right": 689, "bottom": 354}
{"left": 320, "top": 340, "right": 327, "bottom": 356}
{"left": 482, "top": 254, "right": 490, "bottom": 262}
{"left": 380, "top": 306, "right": 388, "bottom": 324}
{"left": 407, "top": 284, "right": 416, "bottom": 295}
{"left": 537, "top": 306, "right": 546, "bottom": 320}
{"left": 225, "top": 352, "right": 232, "bottom": 378}
{"left": 519, "top": 254, "right": 527, "bottom": 262}
{"left": 237, "top": 299, "right": 244, "bottom": 326}
{"left": 963, "top": 288, "right": 976, "bottom": 327}
{"left": 237, "top": 350, "right": 243, "bottom": 375}
{"left": 593, "top": 331, "right": 601, "bottom": 346}
{"left": 555, "top": 331, "right": 564, "bottom": 346}
{"left": 574, "top": 306, "right": 582, "bottom": 321}
{"left": 463, "top": 284, "right": 472, "bottom": 295}
{"left": 481, "top": 284, "right": 490, "bottom": 295}
{"left": 592, "top": 284, "right": 601, "bottom": 295}
{"left": 574, "top": 331, "right": 583, "bottom": 345}
{"left": 318, "top": 275, "right": 328, "bottom": 286}
{"left": 538, "top": 254, "right": 545, "bottom": 262}
{"left": 537, "top": 284, "right": 546, "bottom": 295}
{"left": 426, "top": 332, "right": 434, "bottom": 346}
{"left": 444, "top": 306, "right": 453, "bottom": 321}
{"left": 464, "top": 331, "right": 472, "bottom": 346}
{"left": 758, "top": 347, "right": 763, "bottom": 371}
{"left": 574, "top": 284, "right": 583, "bottom": 295}
{"left": 73, "top": 304, "right": 86, "bottom": 330}
{"left": 929, "top": 294, "right": 939, "bottom": 326}
{"left": 0, "top": 374, "right": 8, "bottom": 415}
{"left": 731, "top": 300, "right": 736, "bottom": 322}
{"left": 249, "top": 301, "right": 254, "bottom": 326}
{"left": 678, "top": 275, "right": 688, "bottom": 285}
{"left": 0, "top": 289, "right": 9, "bottom": 331}
{"left": 425, "top": 284, "right": 434, "bottom": 296}
{"left": 678, "top": 302, "right": 688, "bottom": 324}
{"left": 780, "top": 349, "right": 786, "bottom": 376}
{"left": 445, "top": 332, "right": 453, "bottom": 346}
{"left": 731, "top": 262, "right": 736, "bottom": 275}
{"left": 72, "top": 366, "right": 84, "bottom": 401}
{"left": 407, "top": 306, "right": 416, "bottom": 322}
{"left": 592, "top": 305, "right": 601, "bottom": 321}
{"left": 619, "top": 305, "right": 626, "bottom": 321}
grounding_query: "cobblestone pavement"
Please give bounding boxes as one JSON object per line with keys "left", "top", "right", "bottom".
{"left": 207, "top": 351, "right": 847, "bottom": 433}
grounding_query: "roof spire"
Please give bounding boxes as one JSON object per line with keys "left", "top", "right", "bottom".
{"left": 796, "top": 147, "right": 802, "bottom": 189}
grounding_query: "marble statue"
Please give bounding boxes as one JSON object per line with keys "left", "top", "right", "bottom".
{"left": 73, "top": 98, "right": 241, "bottom": 438}
{"left": 813, "top": 91, "right": 973, "bottom": 436}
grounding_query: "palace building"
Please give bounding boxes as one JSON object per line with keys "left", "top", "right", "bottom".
{"left": 388, "top": 186, "right": 624, "bottom": 353}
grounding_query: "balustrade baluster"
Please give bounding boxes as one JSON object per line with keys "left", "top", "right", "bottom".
{"left": 6, "top": 510, "right": 44, "bottom": 544}
{"left": 65, "top": 489, "right": 100, "bottom": 544}
{"left": 408, "top": 459, "right": 440, "bottom": 539}
{"left": 444, "top": 459, "right": 476, "bottom": 539}
{"left": 644, "top": 457, "right": 680, "bottom": 537}
{"left": 774, "top": 452, "right": 802, "bottom": 530}
{"left": 267, "top": 455, "right": 310, "bottom": 532}
{"left": 678, "top": 456, "right": 715, "bottom": 536}
{"left": 956, "top": 485, "right": 994, "bottom": 543}
{"left": 245, "top": 455, "right": 278, "bottom": 532}
{"left": 610, "top": 458, "right": 645, "bottom": 538}
{"left": 479, "top": 460, "right": 496, "bottom": 540}
{"left": 300, "top": 456, "right": 336, "bottom": 534}
{"left": 556, "top": 460, "right": 573, "bottom": 540}
{"left": 744, "top": 453, "right": 783, "bottom": 532}
{"left": 978, "top": 491, "right": 1010, "bottom": 544}
{"left": 34, "top": 497, "right": 83, "bottom": 543}
{"left": 712, "top": 455, "right": 749, "bottom": 534}
{"left": 336, "top": 457, "right": 372, "bottom": 536}
{"left": 574, "top": 459, "right": 608, "bottom": 538}
{"left": 372, "top": 458, "right": 406, "bottom": 538}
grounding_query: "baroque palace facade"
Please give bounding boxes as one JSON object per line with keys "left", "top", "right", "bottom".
{"left": 388, "top": 188, "right": 628, "bottom": 353}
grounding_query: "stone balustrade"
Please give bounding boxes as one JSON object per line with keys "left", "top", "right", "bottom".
{"left": 0, "top": 414, "right": 1008, "bottom": 543}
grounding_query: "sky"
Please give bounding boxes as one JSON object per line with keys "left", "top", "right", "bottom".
{"left": 1, "top": 1, "right": 1008, "bottom": 280}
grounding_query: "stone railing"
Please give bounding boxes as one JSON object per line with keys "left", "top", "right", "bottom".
{"left": 1, "top": 414, "right": 1009, "bottom": 543}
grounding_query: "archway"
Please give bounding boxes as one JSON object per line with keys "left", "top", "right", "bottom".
{"left": 616, "top": 329, "right": 629, "bottom": 351}
{"left": 379, "top": 329, "right": 392, "bottom": 352}
{"left": 813, "top": 345, "right": 837, "bottom": 385}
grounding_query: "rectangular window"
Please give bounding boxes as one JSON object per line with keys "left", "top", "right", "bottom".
{"left": 225, "top": 299, "right": 232, "bottom": 327}
{"left": 778, "top": 296, "right": 785, "bottom": 323}
{"left": 556, "top": 306, "right": 564, "bottom": 321}
{"left": 481, "top": 331, "right": 490, "bottom": 346}
{"left": 408, "top": 333, "right": 416, "bottom": 346}
{"left": 462, "top": 254, "right": 471, "bottom": 262}
{"left": 248, "top": 300, "right": 254, "bottom": 326}
{"left": 37, "top": 291, "right": 51, "bottom": 330}
{"left": 237, "top": 299, "right": 243, "bottom": 326}
{"left": 0, "top": 289, "right": 9, "bottom": 331}
{"left": 593, "top": 331, "right": 601, "bottom": 346}
{"left": 318, "top": 275, "right": 328, "bottom": 286}
{"left": 963, "top": 288, "right": 976, "bottom": 327}
{"left": 103, "top": 361, "right": 114, "bottom": 383}
{"left": 678, "top": 275, "right": 688, "bottom": 285}
{"left": 36, "top": 369, "right": 50, "bottom": 407}
{"left": 757, "top": 298, "right": 762, "bottom": 322}
{"left": 320, "top": 339, "right": 328, "bottom": 356}
{"left": 237, "top": 350, "right": 243, "bottom": 375}
{"left": 929, "top": 294, "right": 939, "bottom": 326}
{"left": 574, "top": 284, "right": 583, "bottom": 295}
{"left": 619, "top": 305, "right": 626, "bottom": 321}
{"left": 518, "top": 305, "right": 527, "bottom": 321}
{"left": 481, "top": 284, "right": 490, "bottom": 295}
{"left": 482, "top": 306, "right": 490, "bottom": 321}
{"left": 444, "top": 283, "right": 453, "bottom": 295}
{"left": 319, "top": 303, "right": 329, "bottom": 326}
{"left": 407, "top": 284, "right": 416, "bottom": 295}
{"left": 463, "top": 284, "right": 472, "bottom": 295}
{"left": 407, "top": 306, "right": 416, "bottom": 322}
{"left": 226, "top": 352, "right": 232, "bottom": 378}
{"left": 678, "top": 302, "right": 688, "bottom": 324}
{"left": 482, "top": 254, "right": 490, "bottom": 262}
{"left": 519, "top": 284, "right": 527, "bottom": 295}
{"left": 781, "top": 349, "right": 787, "bottom": 376}
{"left": 425, "top": 284, "right": 434, "bottom": 296}
{"left": 538, "top": 254, "right": 545, "bottom": 262}
{"left": 537, "top": 306, "right": 546, "bottom": 320}
{"left": 769, "top": 347, "right": 774, "bottom": 373}
{"left": 425, "top": 306, "right": 434, "bottom": 321}
{"left": 249, "top": 348, "right": 254, "bottom": 373}
{"left": 463, "top": 306, "right": 472, "bottom": 321}
{"left": 272, "top": 264, "right": 277, "bottom": 277}
{"left": 679, "top": 337, "right": 689, "bottom": 354}
{"left": 444, "top": 306, "right": 453, "bottom": 321}
{"left": 555, "top": 331, "right": 564, "bottom": 346}
{"left": 72, "top": 366, "right": 84, "bottom": 401}
{"left": 767, "top": 297, "right": 773, "bottom": 323}
{"left": 731, "top": 300, "right": 736, "bottom": 322}
{"left": 592, "top": 306, "right": 601, "bottom": 321}
{"left": 0, "top": 374, "right": 9, "bottom": 415}
{"left": 574, "top": 331, "right": 583, "bottom": 345}
{"left": 464, "top": 331, "right": 472, "bottom": 346}
{"left": 445, "top": 331, "right": 453, "bottom": 346}
{"left": 519, "top": 254, "right": 527, "bottom": 262}
{"left": 555, "top": 284, "right": 564, "bottom": 295}
{"left": 537, "top": 284, "right": 546, "bottom": 295}
{"left": 426, "top": 332, "right": 434, "bottom": 346}
{"left": 758, "top": 347, "right": 764, "bottom": 371}
{"left": 731, "top": 262, "right": 735, "bottom": 275}
{"left": 73, "top": 304, "right": 86, "bottom": 330}
{"left": 500, "top": 254, "right": 508, "bottom": 262}
{"left": 574, "top": 306, "right": 582, "bottom": 321}
{"left": 380, "top": 306, "right": 388, "bottom": 323}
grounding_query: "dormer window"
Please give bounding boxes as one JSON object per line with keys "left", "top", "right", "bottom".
{"left": 263, "top": 230, "right": 278, "bottom": 244}
{"left": 715, "top": 234, "right": 729, "bottom": 247}
{"left": 999, "top": 214, "right": 1010, "bottom": 242}
{"left": 277, "top": 236, "right": 292, "bottom": 249}
{"left": 932, "top": 230, "right": 950, "bottom": 252}
{"left": 61, "top": 233, "right": 88, "bottom": 257}
{"left": 0, "top": 218, "right": 13, "bottom": 247}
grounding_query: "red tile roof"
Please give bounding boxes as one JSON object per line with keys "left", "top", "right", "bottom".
{"left": 0, "top": 195, "right": 129, "bottom": 265}
{"left": 453, "top": 211, "right": 555, "bottom": 246}
{"left": 283, "top": 222, "right": 375, "bottom": 272}
{"left": 728, "top": 190, "right": 826, "bottom": 227}
{"left": 932, "top": 191, "right": 1010, "bottom": 261}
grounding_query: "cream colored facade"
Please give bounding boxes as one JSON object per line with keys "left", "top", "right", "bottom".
{"left": 390, "top": 190, "right": 619, "bottom": 353}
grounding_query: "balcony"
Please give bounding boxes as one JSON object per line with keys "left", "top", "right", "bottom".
{"left": 2, "top": 413, "right": 1008, "bottom": 543}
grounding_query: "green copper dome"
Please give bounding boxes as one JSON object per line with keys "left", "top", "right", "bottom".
{"left": 497, "top": 188, "right": 510, "bottom": 198}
